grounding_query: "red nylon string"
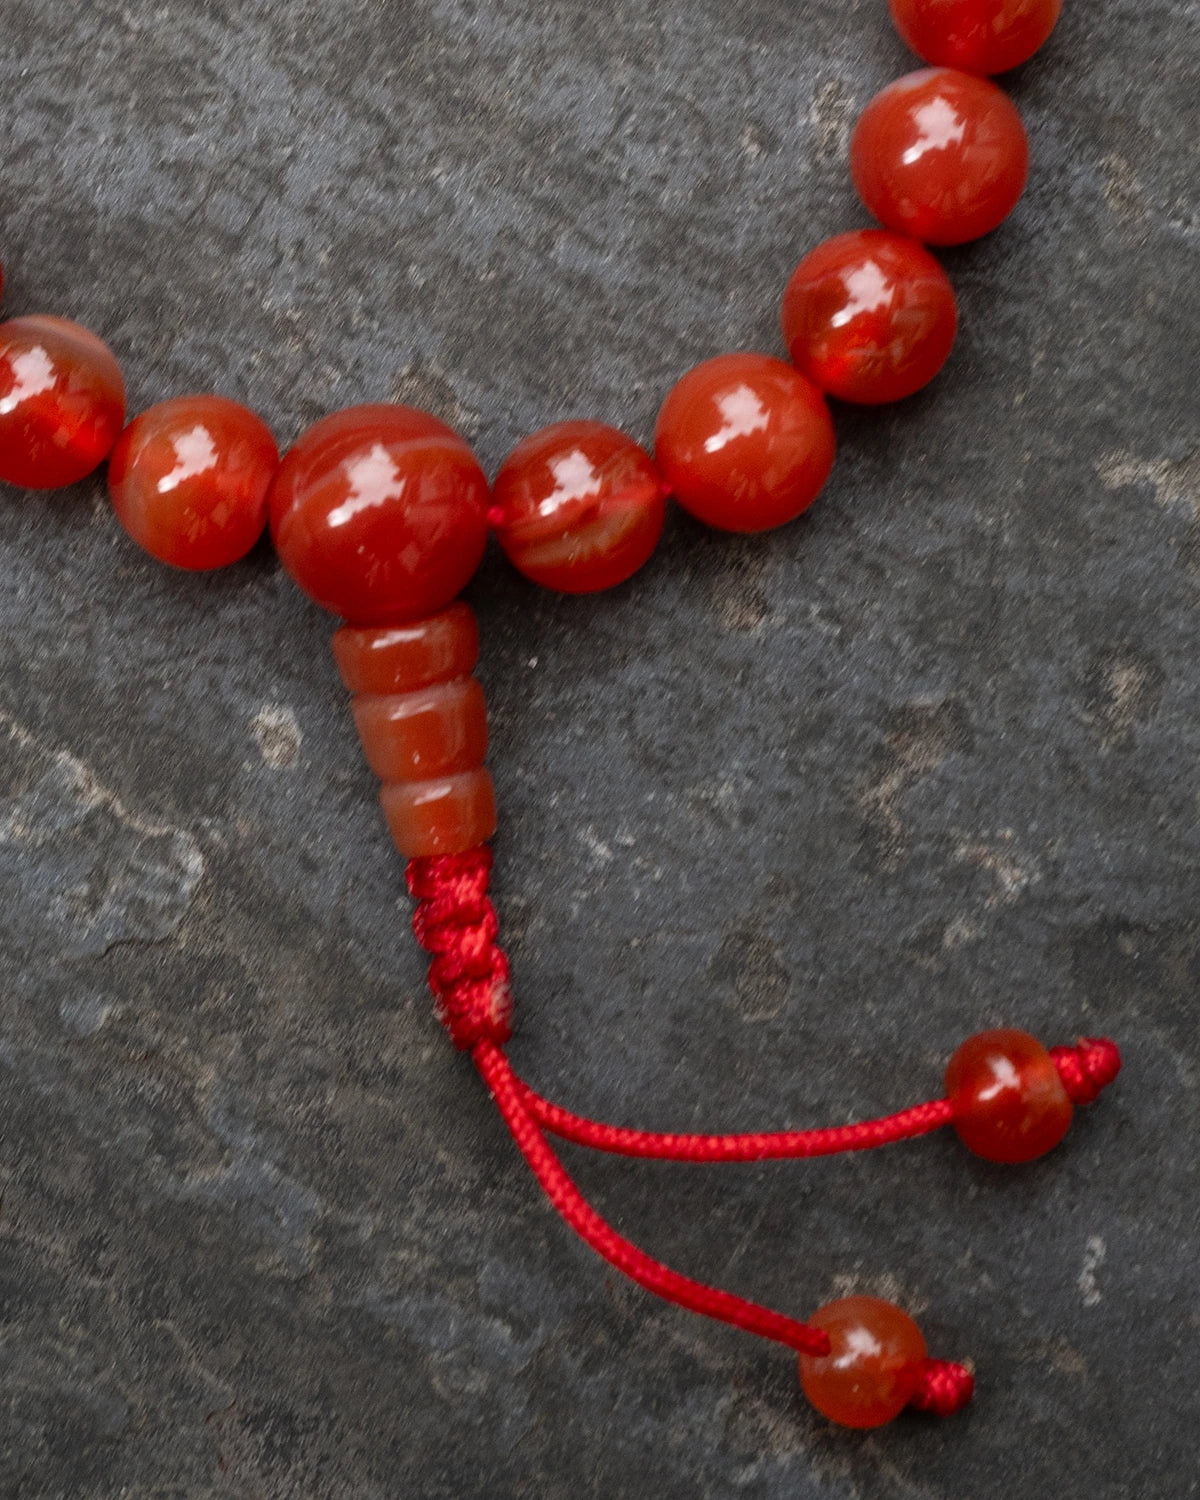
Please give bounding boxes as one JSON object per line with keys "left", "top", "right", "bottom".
{"left": 405, "top": 847, "right": 1117, "bottom": 1419}
{"left": 407, "top": 849, "right": 512, "bottom": 1049}
{"left": 515, "top": 1078, "right": 955, "bottom": 1160}
{"left": 508, "top": 1037, "right": 1120, "bottom": 1161}
{"left": 910, "top": 1358, "right": 976, "bottom": 1417}
{"left": 473, "top": 1039, "right": 832, "bottom": 1357}
{"left": 1050, "top": 1037, "right": 1122, "bottom": 1104}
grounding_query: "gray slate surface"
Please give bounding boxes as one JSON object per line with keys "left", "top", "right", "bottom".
{"left": 1, "top": 0, "right": 1198, "bottom": 1495}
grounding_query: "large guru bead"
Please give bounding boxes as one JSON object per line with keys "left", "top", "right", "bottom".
{"left": 654, "top": 352, "right": 836, "bottom": 532}
{"left": 850, "top": 68, "right": 1029, "bottom": 245}
{"left": 799, "top": 1297, "right": 928, "bottom": 1428}
{"left": 781, "top": 230, "right": 958, "bottom": 404}
{"left": 491, "top": 420, "right": 667, "bottom": 593}
{"left": 946, "top": 1028, "right": 1074, "bottom": 1162}
{"left": 269, "top": 403, "right": 490, "bottom": 624}
{"left": 0, "top": 316, "right": 126, "bottom": 489}
{"left": 107, "top": 394, "right": 279, "bottom": 569}
{"left": 889, "top": 0, "right": 1063, "bottom": 76}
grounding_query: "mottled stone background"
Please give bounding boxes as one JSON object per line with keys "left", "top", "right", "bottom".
{"left": 1, "top": 0, "right": 1197, "bottom": 1495}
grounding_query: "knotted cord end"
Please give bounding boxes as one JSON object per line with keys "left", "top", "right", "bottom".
{"left": 908, "top": 1358, "right": 975, "bottom": 1417}
{"left": 1051, "top": 1036, "right": 1121, "bottom": 1106}
{"left": 407, "top": 847, "right": 512, "bottom": 1049}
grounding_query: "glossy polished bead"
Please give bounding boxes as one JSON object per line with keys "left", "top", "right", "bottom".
{"left": 654, "top": 353, "right": 836, "bottom": 532}
{"left": 889, "top": 0, "right": 1062, "bottom": 74}
{"left": 353, "top": 678, "right": 488, "bottom": 783}
{"left": 0, "top": 316, "right": 125, "bottom": 489}
{"left": 334, "top": 603, "right": 495, "bottom": 857}
{"left": 269, "top": 404, "right": 490, "bottom": 624}
{"left": 332, "top": 604, "right": 480, "bottom": 696}
{"left": 799, "top": 1297, "right": 927, "bottom": 1429}
{"left": 850, "top": 69, "right": 1029, "bottom": 245}
{"left": 107, "top": 395, "right": 278, "bottom": 570}
{"left": 946, "top": 1028, "right": 1073, "bottom": 1162}
{"left": 381, "top": 768, "right": 497, "bottom": 857}
{"left": 781, "top": 231, "right": 958, "bottom": 405}
{"left": 491, "top": 420, "right": 667, "bottom": 593}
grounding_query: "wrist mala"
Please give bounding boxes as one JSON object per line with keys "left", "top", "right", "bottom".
{"left": 0, "top": 0, "right": 1124, "bottom": 1431}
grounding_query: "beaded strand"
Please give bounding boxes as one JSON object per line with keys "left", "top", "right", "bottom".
{"left": 0, "top": 0, "right": 1120, "bottom": 1430}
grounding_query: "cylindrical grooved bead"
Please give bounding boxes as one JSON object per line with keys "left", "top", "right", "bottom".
{"left": 332, "top": 602, "right": 479, "bottom": 695}
{"left": 334, "top": 603, "right": 494, "bottom": 858}
{"left": 381, "top": 770, "right": 497, "bottom": 858}
{"left": 352, "top": 677, "right": 488, "bottom": 782}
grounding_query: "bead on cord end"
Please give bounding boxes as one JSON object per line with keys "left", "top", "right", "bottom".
{"left": 404, "top": 847, "right": 1120, "bottom": 1428}
{"left": 799, "top": 1297, "right": 975, "bottom": 1428}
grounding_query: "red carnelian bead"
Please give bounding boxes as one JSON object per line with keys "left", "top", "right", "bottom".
{"left": 107, "top": 395, "right": 278, "bottom": 570}
{"left": 268, "top": 404, "right": 489, "bottom": 625}
{"left": 850, "top": 69, "right": 1029, "bottom": 245}
{"left": 0, "top": 316, "right": 126, "bottom": 489}
{"left": 352, "top": 678, "right": 489, "bottom": 783}
{"left": 781, "top": 231, "right": 958, "bottom": 405}
{"left": 946, "top": 1028, "right": 1073, "bottom": 1162}
{"left": 381, "top": 768, "right": 497, "bottom": 857}
{"left": 332, "top": 604, "right": 480, "bottom": 696}
{"left": 654, "top": 353, "right": 836, "bottom": 532}
{"left": 799, "top": 1297, "right": 927, "bottom": 1429}
{"left": 491, "top": 420, "right": 667, "bottom": 593}
{"left": 889, "top": 0, "right": 1063, "bottom": 75}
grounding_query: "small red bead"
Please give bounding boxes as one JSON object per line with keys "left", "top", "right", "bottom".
{"left": 381, "top": 768, "right": 497, "bottom": 857}
{"left": 654, "top": 353, "right": 835, "bottom": 533}
{"left": 781, "top": 231, "right": 958, "bottom": 405}
{"left": 353, "top": 677, "right": 489, "bottom": 783}
{"left": 889, "top": 0, "right": 1063, "bottom": 75}
{"left": 0, "top": 316, "right": 126, "bottom": 490}
{"left": 946, "top": 1028, "right": 1073, "bottom": 1163}
{"left": 799, "top": 1297, "right": 927, "bottom": 1429}
{"left": 107, "top": 395, "right": 279, "bottom": 570}
{"left": 332, "top": 604, "right": 480, "bottom": 696}
{"left": 269, "top": 404, "right": 490, "bottom": 625}
{"left": 491, "top": 420, "right": 667, "bottom": 593}
{"left": 851, "top": 69, "right": 1029, "bottom": 245}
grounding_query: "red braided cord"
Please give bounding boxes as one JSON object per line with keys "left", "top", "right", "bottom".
{"left": 515, "top": 1077, "right": 954, "bottom": 1160}
{"left": 410, "top": 853, "right": 980, "bottom": 1406}
{"left": 407, "top": 849, "right": 512, "bottom": 1049}
{"left": 1050, "top": 1037, "right": 1122, "bottom": 1104}
{"left": 910, "top": 1358, "right": 975, "bottom": 1417}
{"left": 407, "top": 850, "right": 1119, "bottom": 1152}
{"left": 473, "top": 1038, "right": 832, "bottom": 1357}
{"left": 509, "top": 1037, "right": 1119, "bottom": 1161}
{"left": 406, "top": 849, "right": 1116, "bottom": 1416}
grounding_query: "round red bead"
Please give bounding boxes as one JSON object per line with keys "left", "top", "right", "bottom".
{"left": 850, "top": 69, "right": 1029, "bottom": 245}
{"left": 889, "top": 0, "right": 1063, "bottom": 75}
{"left": 799, "top": 1296, "right": 927, "bottom": 1429}
{"left": 781, "top": 231, "right": 958, "bottom": 405}
{"left": 268, "top": 404, "right": 490, "bottom": 625}
{"left": 491, "top": 420, "right": 666, "bottom": 593}
{"left": 654, "top": 353, "right": 835, "bottom": 533}
{"left": 107, "top": 395, "right": 278, "bottom": 570}
{"left": 0, "top": 316, "right": 126, "bottom": 490}
{"left": 946, "top": 1028, "right": 1073, "bottom": 1163}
